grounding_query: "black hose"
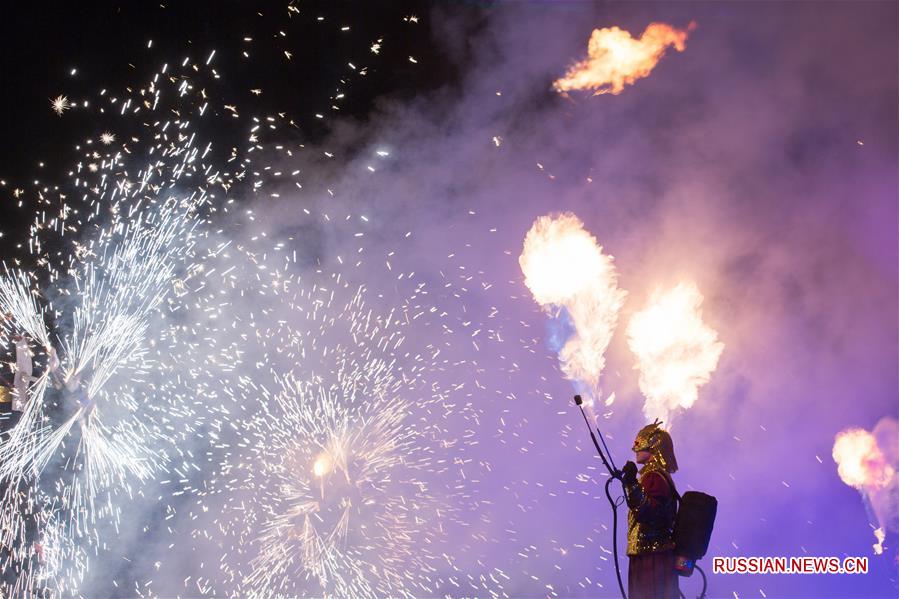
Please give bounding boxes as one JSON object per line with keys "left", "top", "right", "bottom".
{"left": 605, "top": 476, "right": 628, "bottom": 599}
{"left": 695, "top": 564, "right": 708, "bottom": 598}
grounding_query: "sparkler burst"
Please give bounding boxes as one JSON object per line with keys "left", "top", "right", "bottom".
{"left": 236, "top": 373, "right": 442, "bottom": 597}
{"left": 183, "top": 269, "right": 466, "bottom": 598}
{"left": 0, "top": 178, "right": 201, "bottom": 595}
{"left": 0, "top": 50, "right": 227, "bottom": 593}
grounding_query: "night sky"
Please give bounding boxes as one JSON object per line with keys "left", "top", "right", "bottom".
{"left": 0, "top": 2, "right": 897, "bottom": 598}
{"left": 0, "top": 1, "right": 455, "bottom": 260}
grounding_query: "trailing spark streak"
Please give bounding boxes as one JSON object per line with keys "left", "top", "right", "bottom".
{"left": 0, "top": 269, "right": 52, "bottom": 347}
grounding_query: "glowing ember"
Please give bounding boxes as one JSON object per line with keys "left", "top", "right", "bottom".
{"left": 553, "top": 22, "right": 694, "bottom": 95}
{"left": 626, "top": 281, "right": 723, "bottom": 423}
{"left": 519, "top": 212, "right": 626, "bottom": 399}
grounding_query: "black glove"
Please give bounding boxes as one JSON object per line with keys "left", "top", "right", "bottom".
{"left": 621, "top": 461, "right": 638, "bottom": 487}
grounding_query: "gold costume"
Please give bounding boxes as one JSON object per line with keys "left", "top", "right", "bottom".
{"left": 625, "top": 422, "right": 678, "bottom": 556}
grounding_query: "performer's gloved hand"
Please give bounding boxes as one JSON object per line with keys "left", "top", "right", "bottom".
{"left": 621, "top": 460, "right": 638, "bottom": 486}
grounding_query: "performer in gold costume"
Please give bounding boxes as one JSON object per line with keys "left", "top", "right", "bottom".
{"left": 621, "top": 421, "right": 679, "bottom": 599}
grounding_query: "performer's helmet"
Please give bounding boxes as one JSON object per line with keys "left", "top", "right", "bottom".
{"left": 632, "top": 420, "right": 678, "bottom": 473}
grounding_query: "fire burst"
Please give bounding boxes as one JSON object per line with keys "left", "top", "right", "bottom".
{"left": 626, "top": 281, "right": 724, "bottom": 423}
{"left": 553, "top": 22, "right": 694, "bottom": 95}
{"left": 519, "top": 212, "right": 626, "bottom": 401}
{"left": 832, "top": 418, "right": 899, "bottom": 554}
{"left": 833, "top": 428, "right": 893, "bottom": 490}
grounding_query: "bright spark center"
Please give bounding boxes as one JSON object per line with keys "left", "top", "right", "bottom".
{"left": 313, "top": 454, "right": 332, "bottom": 478}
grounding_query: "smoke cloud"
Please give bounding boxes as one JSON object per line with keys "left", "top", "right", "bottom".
{"left": 58, "top": 3, "right": 898, "bottom": 598}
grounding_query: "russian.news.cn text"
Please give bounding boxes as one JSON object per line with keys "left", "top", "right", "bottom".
{"left": 713, "top": 556, "right": 868, "bottom": 575}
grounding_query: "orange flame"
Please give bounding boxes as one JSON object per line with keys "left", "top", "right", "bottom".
{"left": 626, "top": 281, "right": 723, "bottom": 423}
{"left": 554, "top": 22, "right": 694, "bottom": 95}
{"left": 519, "top": 213, "right": 626, "bottom": 398}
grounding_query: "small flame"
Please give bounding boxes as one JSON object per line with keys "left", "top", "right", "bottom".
{"left": 626, "top": 281, "right": 723, "bottom": 423}
{"left": 519, "top": 213, "right": 626, "bottom": 397}
{"left": 554, "top": 22, "right": 695, "bottom": 95}
{"left": 832, "top": 428, "right": 893, "bottom": 490}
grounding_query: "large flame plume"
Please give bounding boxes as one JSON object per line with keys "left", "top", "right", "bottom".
{"left": 553, "top": 22, "right": 694, "bottom": 95}
{"left": 519, "top": 213, "right": 626, "bottom": 400}
{"left": 626, "top": 281, "right": 723, "bottom": 423}
{"left": 833, "top": 418, "right": 899, "bottom": 554}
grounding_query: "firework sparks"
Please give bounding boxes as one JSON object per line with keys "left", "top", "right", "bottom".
{"left": 553, "top": 22, "right": 694, "bottom": 95}
{"left": 0, "top": 200, "right": 199, "bottom": 592}
{"left": 0, "top": 52, "right": 227, "bottom": 593}
{"left": 625, "top": 281, "right": 724, "bottom": 423}
{"left": 195, "top": 276, "right": 462, "bottom": 598}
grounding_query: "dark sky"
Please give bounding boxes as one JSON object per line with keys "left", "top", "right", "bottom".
{"left": 0, "top": 0, "right": 465, "bottom": 260}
